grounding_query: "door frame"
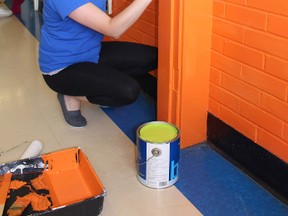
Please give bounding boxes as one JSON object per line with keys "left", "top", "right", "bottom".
{"left": 157, "top": 0, "right": 213, "bottom": 148}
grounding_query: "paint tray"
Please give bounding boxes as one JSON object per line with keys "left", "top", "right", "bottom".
{"left": 0, "top": 147, "right": 106, "bottom": 216}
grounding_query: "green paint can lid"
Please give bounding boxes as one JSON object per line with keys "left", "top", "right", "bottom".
{"left": 139, "top": 121, "right": 179, "bottom": 143}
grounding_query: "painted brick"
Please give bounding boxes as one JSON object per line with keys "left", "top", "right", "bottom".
{"left": 211, "top": 51, "right": 242, "bottom": 78}
{"left": 141, "top": 9, "right": 158, "bottom": 24}
{"left": 260, "top": 93, "right": 288, "bottom": 123}
{"left": 221, "top": 73, "right": 261, "bottom": 106}
{"left": 257, "top": 128, "right": 288, "bottom": 162}
{"left": 224, "top": 41, "right": 264, "bottom": 69}
{"left": 265, "top": 57, "right": 288, "bottom": 82}
{"left": 210, "top": 67, "right": 221, "bottom": 84}
{"left": 240, "top": 101, "right": 284, "bottom": 137}
{"left": 244, "top": 29, "right": 288, "bottom": 60}
{"left": 211, "top": 34, "right": 225, "bottom": 53}
{"left": 213, "top": 1, "right": 225, "bottom": 18}
{"left": 211, "top": 0, "right": 288, "bottom": 161}
{"left": 242, "top": 66, "right": 287, "bottom": 100}
{"left": 135, "top": 19, "right": 158, "bottom": 38}
{"left": 248, "top": 0, "right": 288, "bottom": 16}
{"left": 220, "top": 106, "right": 257, "bottom": 141}
{"left": 147, "top": 0, "right": 157, "bottom": 11}
{"left": 284, "top": 124, "right": 288, "bottom": 142}
{"left": 226, "top": 4, "right": 266, "bottom": 30}
{"left": 223, "top": 0, "right": 246, "bottom": 5}
{"left": 143, "top": 34, "right": 158, "bottom": 47}
{"left": 208, "top": 98, "right": 221, "bottom": 116}
{"left": 124, "top": 28, "right": 144, "bottom": 43}
{"left": 117, "top": 34, "right": 134, "bottom": 42}
{"left": 267, "top": 15, "right": 288, "bottom": 38}
{"left": 113, "top": 0, "right": 128, "bottom": 12}
{"left": 212, "top": 18, "right": 244, "bottom": 42}
{"left": 210, "top": 83, "right": 240, "bottom": 112}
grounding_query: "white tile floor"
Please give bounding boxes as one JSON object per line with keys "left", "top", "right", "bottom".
{"left": 0, "top": 16, "right": 202, "bottom": 216}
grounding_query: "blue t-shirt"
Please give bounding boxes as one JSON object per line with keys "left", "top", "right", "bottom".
{"left": 39, "top": 0, "right": 106, "bottom": 73}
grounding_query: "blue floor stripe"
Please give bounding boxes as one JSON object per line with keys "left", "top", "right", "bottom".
{"left": 101, "top": 92, "right": 156, "bottom": 143}
{"left": 9, "top": 1, "right": 288, "bottom": 215}
{"left": 176, "top": 143, "right": 288, "bottom": 216}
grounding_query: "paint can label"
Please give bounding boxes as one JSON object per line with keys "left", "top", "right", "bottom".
{"left": 137, "top": 121, "right": 180, "bottom": 189}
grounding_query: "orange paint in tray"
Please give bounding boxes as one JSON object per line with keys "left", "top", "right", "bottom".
{"left": 0, "top": 147, "right": 106, "bottom": 216}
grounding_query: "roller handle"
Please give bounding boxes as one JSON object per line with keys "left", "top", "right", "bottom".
{"left": 20, "top": 140, "right": 43, "bottom": 159}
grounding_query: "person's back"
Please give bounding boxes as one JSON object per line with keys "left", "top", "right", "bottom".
{"left": 39, "top": 0, "right": 105, "bottom": 73}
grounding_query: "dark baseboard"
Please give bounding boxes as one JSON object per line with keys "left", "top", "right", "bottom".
{"left": 135, "top": 73, "right": 157, "bottom": 100}
{"left": 207, "top": 113, "right": 288, "bottom": 204}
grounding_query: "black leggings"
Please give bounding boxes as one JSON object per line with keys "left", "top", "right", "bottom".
{"left": 43, "top": 41, "right": 158, "bottom": 107}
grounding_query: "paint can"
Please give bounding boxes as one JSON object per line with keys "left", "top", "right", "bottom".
{"left": 136, "top": 121, "right": 180, "bottom": 189}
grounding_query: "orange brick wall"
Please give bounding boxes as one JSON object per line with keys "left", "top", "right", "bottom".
{"left": 104, "top": 0, "right": 158, "bottom": 47}
{"left": 210, "top": 0, "right": 288, "bottom": 161}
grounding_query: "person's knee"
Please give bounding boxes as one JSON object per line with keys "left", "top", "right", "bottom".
{"left": 123, "top": 81, "right": 141, "bottom": 104}
{"left": 85, "top": 80, "right": 141, "bottom": 107}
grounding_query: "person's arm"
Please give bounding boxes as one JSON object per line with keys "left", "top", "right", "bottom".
{"left": 69, "top": 0, "right": 152, "bottom": 39}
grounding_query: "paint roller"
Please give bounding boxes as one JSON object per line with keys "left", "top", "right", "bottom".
{"left": 0, "top": 140, "right": 43, "bottom": 215}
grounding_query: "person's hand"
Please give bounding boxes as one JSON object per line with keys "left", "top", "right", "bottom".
{"left": 69, "top": 0, "right": 153, "bottom": 39}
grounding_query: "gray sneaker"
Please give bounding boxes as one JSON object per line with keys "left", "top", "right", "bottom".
{"left": 0, "top": 6, "right": 12, "bottom": 18}
{"left": 57, "top": 93, "right": 87, "bottom": 128}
